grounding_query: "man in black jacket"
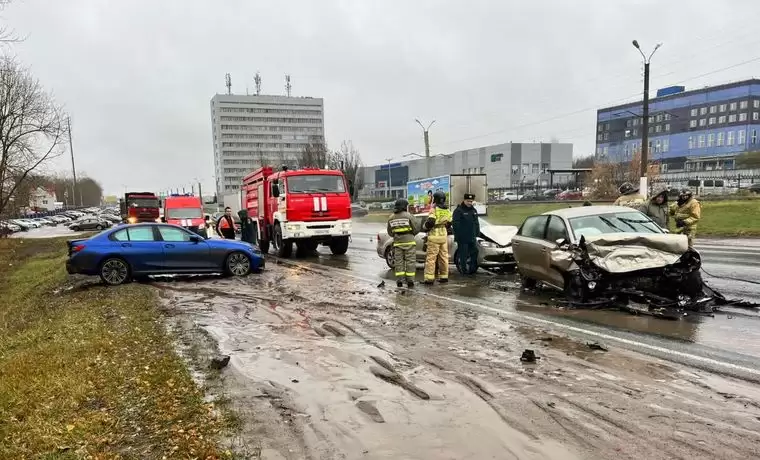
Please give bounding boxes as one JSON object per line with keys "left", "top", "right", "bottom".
{"left": 216, "top": 207, "right": 236, "bottom": 240}
{"left": 452, "top": 193, "right": 480, "bottom": 275}
{"left": 237, "top": 209, "right": 257, "bottom": 244}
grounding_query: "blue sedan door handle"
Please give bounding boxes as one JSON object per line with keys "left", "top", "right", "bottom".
{"left": 121, "top": 243, "right": 131, "bottom": 247}
{"left": 164, "top": 244, "right": 175, "bottom": 248}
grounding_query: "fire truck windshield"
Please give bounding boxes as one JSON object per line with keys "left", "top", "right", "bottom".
{"left": 286, "top": 175, "right": 345, "bottom": 193}
{"left": 166, "top": 208, "right": 202, "bottom": 219}
{"left": 128, "top": 198, "right": 159, "bottom": 208}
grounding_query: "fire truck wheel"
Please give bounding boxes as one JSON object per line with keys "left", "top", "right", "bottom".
{"left": 329, "top": 236, "right": 349, "bottom": 255}
{"left": 273, "top": 223, "right": 293, "bottom": 258}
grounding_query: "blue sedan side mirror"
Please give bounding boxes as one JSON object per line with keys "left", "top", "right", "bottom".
{"left": 189, "top": 235, "right": 202, "bottom": 244}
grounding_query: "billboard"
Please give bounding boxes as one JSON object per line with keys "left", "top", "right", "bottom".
{"left": 406, "top": 175, "right": 450, "bottom": 213}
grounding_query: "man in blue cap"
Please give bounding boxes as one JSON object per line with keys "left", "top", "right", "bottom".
{"left": 452, "top": 193, "right": 480, "bottom": 275}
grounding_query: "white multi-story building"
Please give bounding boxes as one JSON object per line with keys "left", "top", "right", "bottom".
{"left": 210, "top": 94, "right": 325, "bottom": 196}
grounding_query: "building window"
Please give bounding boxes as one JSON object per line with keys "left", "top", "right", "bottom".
{"left": 541, "top": 163, "right": 549, "bottom": 173}
{"left": 730, "top": 102, "right": 738, "bottom": 111}
{"left": 626, "top": 119, "right": 632, "bottom": 128}
{"left": 602, "top": 146, "right": 608, "bottom": 156}
{"left": 632, "top": 118, "right": 638, "bottom": 126}
{"left": 632, "top": 128, "right": 638, "bottom": 136}
{"left": 624, "top": 129, "right": 631, "bottom": 138}
{"left": 754, "top": 112, "right": 759, "bottom": 121}
{"left": 752, "top": 129, "right": 757, "bottom": 144}
{"left": 754, "top": 101, "right": 760, "bottom": 109}
{"left": 719, "top": 115, "right": 727, "bottom": 124}
{"left": 707, "top": 133, "right": 715, "bottom": 147}
{"left": 708, "top": 117, "right": 716, "bottom": 125}
{"left": 597, "top": 124, "right": 603, "bottom": 132}
{"left": 699, "top": 107, "right": 708, "bottom": 115}
{"left": 604, "top": 123, "right": 610, "bottom": 131}
{"left": 603, "top": 132, "right": 609, "bottom": 140}
{"left": 698, "top": 135, "right": 706, "bottom": 148}
{"left": 664, "top": 113, "right": 671, "bottom": 121}
{"left": 662, "top": 138, "right": 669, "bottom": 152}
{"left": 521, "top": 164, "right": 530, "bottom": 174}
{"left": 688, "top": 136, "right": 694, "bottom": 149}
{"left": 655, "top": 125, "right": 662, "bottom": 133}
{"left": 699, "top": 119, "right": 707, "bottom": 127}
{"left": 490, "top": 153, "right": 503, "bottom": 162}
{"left": 729, "top": 114, "right": 737, "bottom": 123}
{"left": 596, "top": 146, "right": 602, "bottom": 155}
{"left": 531, "top": 163, "right": 540, "bottom": 174}
{"left": 664, "top": 123, "right": 670, "bottom": 132}
{"left": 739, "top": 113, "right": 748, "bottom": 122}
{"left": 717, "top": 132, "right": 725, "bottom": 146}
{"left": 727, "top": 131, "right": 735, "bottom": 145}
{"left": 740, "top": 100, "right": 749, "bottom": 110}
{"left": 690, "top": 108, "right": 698, "bottom": 117}
{"left": 648, "top": 116, "right": 655, "bottom": 124}
{"left": 719, "top": 104, "right": 727, "bottom": 112}
{"left": 709, "top": 106, "right": 717, "bottom": 114}
{"left": 689, "top": 120, "right": 697, "bottom": 128}
{"left": 739, "top": 129, "right": 746, "bottom": 145}
{"left": 655, "top": 114, "right": 662, "bottom": 122}
{"left": 654, "top": 140, "right": 661, "bottom": 153}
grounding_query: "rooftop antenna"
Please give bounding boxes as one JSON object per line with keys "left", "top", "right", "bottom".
{"left": 225, "top": 73, "right": 232, "bottom": 95}
{"left": 254, "top": 71, "right": 262, "bottom": 96}
{"left": 285, "top": 74, "right": 292, "bottom": 97}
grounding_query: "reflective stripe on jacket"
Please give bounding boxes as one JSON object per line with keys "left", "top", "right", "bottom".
{"left": 426, "top": 206, "right": 452, "bottom": 243}
{"left": 387, "top": 211, "right": 418, "bottom": 246}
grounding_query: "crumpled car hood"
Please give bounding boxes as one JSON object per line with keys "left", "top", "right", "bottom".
{"left": 480, "top": 225, "right": 518, "bottom": 246}
{"left": 582, "top": 233, "right": 690, "bottom": 274}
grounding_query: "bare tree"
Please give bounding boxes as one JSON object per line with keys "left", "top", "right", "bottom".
{"left": 0, "top": 56, "right": 67, "bottom": 216}
{"left": 0, "top": 1, "right": 22, "bottom": 43}
{"left": 329, "top": 140, "right": 363, "bottom": 200}
{"left": 300, "top": 141, "right": 329, "bottom": 168}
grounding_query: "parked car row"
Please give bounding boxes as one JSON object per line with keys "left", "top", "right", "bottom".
{"left": 1, "top": 207, "right": 123, "bottom": 235}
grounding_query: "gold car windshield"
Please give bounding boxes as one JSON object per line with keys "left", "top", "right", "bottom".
{"left": 569, "top": 212, "right": 662, "bottom": 239}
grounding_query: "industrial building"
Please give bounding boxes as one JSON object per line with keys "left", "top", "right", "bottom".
{"left": 596, "top": 79, "right": 760, "bottom": 174}
{"left": 210, "top": 93, "right": 325, "bottom": 197}
{"left": 360, "top": 142, "right": 574, "bottom": 198}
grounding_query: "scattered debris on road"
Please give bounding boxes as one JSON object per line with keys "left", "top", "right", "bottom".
{"left": 209, "top": 354, "right": 230, "bottom": 369}
{"left": 520, "top": 349, "right": 539, "bottom": 363}
{"left": 586, "top": 342, "right": 609, "bottom": 352}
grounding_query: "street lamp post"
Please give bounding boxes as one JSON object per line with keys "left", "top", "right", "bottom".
{"left": 385, "top": 157, "right": 393, "bottom": 198}
{"left": 632, "top": 40, "right": 662, "bottom": 198}
{"left": 415, "top": 119, "right": 436, "bottom": 177}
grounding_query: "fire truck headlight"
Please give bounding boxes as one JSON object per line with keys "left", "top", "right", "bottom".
{"left": 342, "top": 222, "right": 352, "bottom": 229}
{"left": 127, "top": 217, "right": 137, "bottom": 224}
{"left": 286, "top": 223, "right": 301, "bottom": 231}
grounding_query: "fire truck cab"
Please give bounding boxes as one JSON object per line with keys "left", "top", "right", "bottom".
{"left": 162, "top": 194, "right": 205, "bottom": 236}
{"left": 120, "top": 192, "right": 160, "bottom": 224}
{"left": 242, "top": 166, "right": 352, "bottom": 257}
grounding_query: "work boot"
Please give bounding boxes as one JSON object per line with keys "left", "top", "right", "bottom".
{"left": 438, "top": 278, "right": 449, "bottom": 284}
{"left": 407, "top": 280, "right": 415, "bottom": 288}
{"left": 396, "top": 280, "right": 404, "bottom": 288}
{"left": 424, "top": 280, "right": 434, "bottom": 286}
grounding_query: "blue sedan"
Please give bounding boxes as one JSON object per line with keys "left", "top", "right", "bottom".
{"left": 66, "top": 223, "right": 265, "bottom": 285}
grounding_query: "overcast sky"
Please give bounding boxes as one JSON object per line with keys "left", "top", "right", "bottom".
{"left": 5, "top": 0, "right": 760, "bottom": 195}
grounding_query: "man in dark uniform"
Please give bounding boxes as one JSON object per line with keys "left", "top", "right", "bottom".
{"left": 216, "top": 207, "right": 236, "bottom": 240}
{"left": 452, "top": 193, "right": 480, "bottom": 275}
{"left": 237, "top": 209, "right": 257, "bottom": 244}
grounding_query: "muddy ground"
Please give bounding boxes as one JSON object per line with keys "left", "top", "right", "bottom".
{"left": 156, "top": 262, "right": 760, "bottom": 460}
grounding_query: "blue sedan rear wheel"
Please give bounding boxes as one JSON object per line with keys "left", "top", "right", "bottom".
{"left": 100, "top": 258, "right": 130, "bottom": 285}
{"left": 226, "top": 251, "right": 251, "bottom": 277}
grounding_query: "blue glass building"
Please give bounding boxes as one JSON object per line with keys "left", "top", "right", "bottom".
{"left": 596, "top": 79, "right": 760, "bottom": 173}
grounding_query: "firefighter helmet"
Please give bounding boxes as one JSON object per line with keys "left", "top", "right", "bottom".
{"left": 679, "top": 188, "right": 693, "bottom": 201}
{"left": 432, "top": 190, "right": 447, "bottom": 207}
{"left": 394, "top": 198, "right": 409, "bottom": 213}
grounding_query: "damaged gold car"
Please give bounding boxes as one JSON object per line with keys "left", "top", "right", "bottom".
{"left": 512, "top": 206, "right": 720, "bottom": 317}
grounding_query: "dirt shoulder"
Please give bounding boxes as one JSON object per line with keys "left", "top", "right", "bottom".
{"left": 0, "top": 238, "right": 234, "bottom": 459}
{"left": 160, "top": 263, "right": 760, "bottom": 460}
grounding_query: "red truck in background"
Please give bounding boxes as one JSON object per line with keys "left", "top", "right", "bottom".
{"left": 119, "top": 191, "right": 160, "bottom": 224}
{"left": 242, "top": 166, "right": 353, "bottom": 257}
{"left": 162, "top": 194, "right": 205, "bottom": 236}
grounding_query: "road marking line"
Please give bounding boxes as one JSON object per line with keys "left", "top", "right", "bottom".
{"left": 282, "top": 259, "right": 760, "bottom": 379}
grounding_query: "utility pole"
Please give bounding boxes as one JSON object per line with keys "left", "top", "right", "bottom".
{"left": 415, "top": 119, "right": 436, "bottom": 177}
{"left": 67, "top": 117, "right": 79, "bottom": 207}
{"left": 632, "top": 40, "right": 662, "bottom": 198}
{"left": 385, "top": 158, "right": 393, "bottom": 198}
{"left": 198, "top": 181, "right": 203, "bottom": 201}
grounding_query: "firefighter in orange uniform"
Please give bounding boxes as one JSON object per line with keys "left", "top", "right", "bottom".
{"left": 423, "top": 191, "right": 452, "bottom": 284}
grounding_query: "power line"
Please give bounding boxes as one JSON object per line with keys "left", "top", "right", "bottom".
{"left": 432, "top": 55, "right": 760, "bottom": 149}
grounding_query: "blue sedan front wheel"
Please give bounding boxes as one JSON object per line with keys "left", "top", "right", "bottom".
{"left": 100, "top": 257, "right": 130, "bottom": 285}
{"left": 225, "top": 251, "right": 251, "bottom": 277}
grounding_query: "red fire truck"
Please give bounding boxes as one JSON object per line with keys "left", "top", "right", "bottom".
{"left": 119, "top": 191, "right": 160, "bottom": 224}
{"left": 242, "top": 166, "right": 353, "bottom": 257}
{"left": 162, "top": 194, "right": 205, "bottom": 236}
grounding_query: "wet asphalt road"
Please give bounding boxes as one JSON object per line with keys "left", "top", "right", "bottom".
{"left": 282, "top": 219, "right": 760, "bottom": 382}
